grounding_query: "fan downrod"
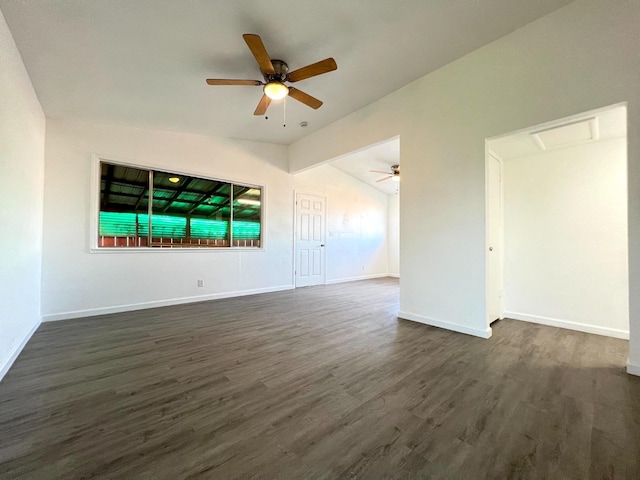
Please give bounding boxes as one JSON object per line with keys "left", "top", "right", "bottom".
{"left": 265, "top": 60, "right": 289, "bottom": 83}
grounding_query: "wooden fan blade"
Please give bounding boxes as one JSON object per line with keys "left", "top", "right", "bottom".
{"left": 254, "top": 94, "right": 271, "bottom": 116}
{"left": 288, "top": 87, "right": 323, "bottom": 109}
{"left": 243, "top": 34, "right": 275, "bottom": 74}
{"left": 206, "top": 79, "right": 262, "bottom": 86}
{"left": 376, "top": 176, "right": 393, "bottom": 183}
{"left": 369, "top": 170, "right": 392, "bottom": 174}
{"left": 287, "top": 58, "right": 337, "bottom": 83}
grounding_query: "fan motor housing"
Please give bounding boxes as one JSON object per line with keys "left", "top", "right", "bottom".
{"left": 265, "top": 60, "right": 289, "bottom": 82}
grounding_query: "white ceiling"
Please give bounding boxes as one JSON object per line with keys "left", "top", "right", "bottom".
{"left": 0, "top": 0, "right": 574, "bottom": 145}
{"left": 488, "top": 105, "right": 627, "bottom": 160}
{"left": 331, "top": 138, "right": 400, "bottom": 196}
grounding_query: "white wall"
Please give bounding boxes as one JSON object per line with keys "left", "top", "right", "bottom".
{"left": 388, "top": 193, "right": 400, "bottom": 277}
{"left": 0, "top": 10, "right": 45, "bottom": 379}
{"left": 41, "top": 120, "right": 394, "bottom": 320}
{"left": 41, "top": 119, "right": 294, "bottom": 320}
{"left": 288, "top": 0, "right": 640, "bottom": 365}
{"left": 295, "top": 164, "right": 390, "bottom": 283}
{"left": 502, "top": 138, "right": 628, "bottom": 338}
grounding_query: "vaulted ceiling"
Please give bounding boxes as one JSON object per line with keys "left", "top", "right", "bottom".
{"left": 1, "top": 0, "right": 574, "bottom": 145}
{"left": 331, "top": 138, "right": 400, "bottom": 195}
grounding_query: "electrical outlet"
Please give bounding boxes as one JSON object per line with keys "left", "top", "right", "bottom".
{"left": 197, "top": 279, "right": 204, "bottom": 288}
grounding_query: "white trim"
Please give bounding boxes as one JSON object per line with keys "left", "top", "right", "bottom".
{"left": 388, "top": 273, "right": 400, "bottom": 278}
{"left": 398, "top": 310, "right": 492, "bottom": 339}
{"left": 42, "top": 285, "right": 294, "bottom": 322}
{"left": 90, "top": 246, "right": 266, "bottom": 254}
{"left": 0, "top": 320, "right": 40, "bottom": 382}
{"left": 485, "top": 148, "right": 505, "bottom": 329}
{"left": 90, "top": 153, "right": 100, "bottom": 250}
{"left": 325, "top": 273, "right": 393, "bottom": 285}
{"left": 504, "top": 311, "right": 629, "bottom": 339}
{"left": 292, "top": 190, "right": 297, "bottom": 286}
{"left": 627, "top": 361, "right": 640, "bottom": 377}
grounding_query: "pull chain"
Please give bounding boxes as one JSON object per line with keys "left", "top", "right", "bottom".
{"left": 283, "top": 96, "right": 286, "bottom": 127}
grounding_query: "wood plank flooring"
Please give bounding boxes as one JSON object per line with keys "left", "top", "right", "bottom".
{"left": 1, "top": 278, "right": 639, "bottom": 479}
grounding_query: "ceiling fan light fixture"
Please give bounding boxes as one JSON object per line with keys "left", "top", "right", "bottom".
{"left": 264, "top": 81, "right": 289, "bottom": 100}
{"left": 392, "top": 175, "right": 400, "bottom": 182}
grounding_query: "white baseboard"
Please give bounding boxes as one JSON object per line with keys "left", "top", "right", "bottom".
{"left": 504, "top": 311, "right": 629, "bottom": 340}
{"left": 0, "top": 320, "right": 40, "bottom": 382}
{"left": 388, "top": 273, "right": 400, "bottom": 278}
{"left": 398, "top": 310, "right": 492, "bottom": 339}
{"left": 627, "top": 361, "right": 640, "bottom": 377}
{"left": 42, "top": 285, "right": 295, "bottom": 322}
{"left": 325, "top": 273, "right": 393, "bottom": 285}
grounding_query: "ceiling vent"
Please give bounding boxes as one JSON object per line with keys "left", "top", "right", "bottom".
{"left": 531, "top": 117, "right": 599, "bottom": 151}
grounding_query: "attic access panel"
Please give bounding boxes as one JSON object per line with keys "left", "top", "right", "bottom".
{"left": 531, "top": 117, "right": 599, "bottom": 151}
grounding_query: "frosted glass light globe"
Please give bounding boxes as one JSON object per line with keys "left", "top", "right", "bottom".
{"left": 264, "top": 82, "right": 289, "bottom": 100}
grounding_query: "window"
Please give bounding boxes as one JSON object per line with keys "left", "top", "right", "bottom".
{"left": 98, "top": 161, "right": 262, "bottom": 248}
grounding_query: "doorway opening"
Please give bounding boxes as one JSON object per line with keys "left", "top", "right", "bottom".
{"left": 292, "top": 136, "right": 400, "bottom": 288}
{"left": 328, "top": 136, "right": 400, "bottom": 282}
{"left": 485, "top": 104, "right": 629, "bottom": 339}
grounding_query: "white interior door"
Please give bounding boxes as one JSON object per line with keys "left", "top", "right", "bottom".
{"left": 295, "top": 193, "right": 326, "bottom": 287}
{"left": 486, "top": 153, "right": 503, "bottom": 324}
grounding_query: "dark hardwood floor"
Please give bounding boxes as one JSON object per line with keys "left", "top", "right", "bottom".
{"left": 1, "top": 278, "right": 639, "bottom": 479}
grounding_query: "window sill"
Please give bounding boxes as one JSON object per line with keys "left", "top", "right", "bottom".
{"left": 90, "top": 247, "right": 265, "bottom": 254}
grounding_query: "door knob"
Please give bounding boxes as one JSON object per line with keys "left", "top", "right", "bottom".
{"left": 320, "top": 244, "right": 325, "bottom": 247}
{"left": 489, "top": 247, "right": 493, "bottom": 251}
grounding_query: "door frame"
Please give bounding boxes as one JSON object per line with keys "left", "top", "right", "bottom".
{"left": 485, "top": 148, "right": 505, "bottom": 330}
{"left": 293, "top": 190, "right": 328, "bottom": 288}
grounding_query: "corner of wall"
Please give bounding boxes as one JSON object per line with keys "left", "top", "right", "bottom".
{"left": 0, "top": 320, "right": 41, "bottom": 382}
{"left": 398, "top": 310, "right": 492, "bottom": 339}
{"left": 0, "top": 7, "right": 46, "bottom": 381}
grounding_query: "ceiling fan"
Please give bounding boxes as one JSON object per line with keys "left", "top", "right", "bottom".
{"left": 370, "top": 165, "right": 400, "bottom": 183}
{"left": 206, "top": 34, "right": 337, "bottom": 116}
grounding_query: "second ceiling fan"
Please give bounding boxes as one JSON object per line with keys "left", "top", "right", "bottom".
{"left": 206, "top": 34, "right": 337, "bottom": 116}
{"left": 371, "top": 165, "right": 401, "bottom": 183}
